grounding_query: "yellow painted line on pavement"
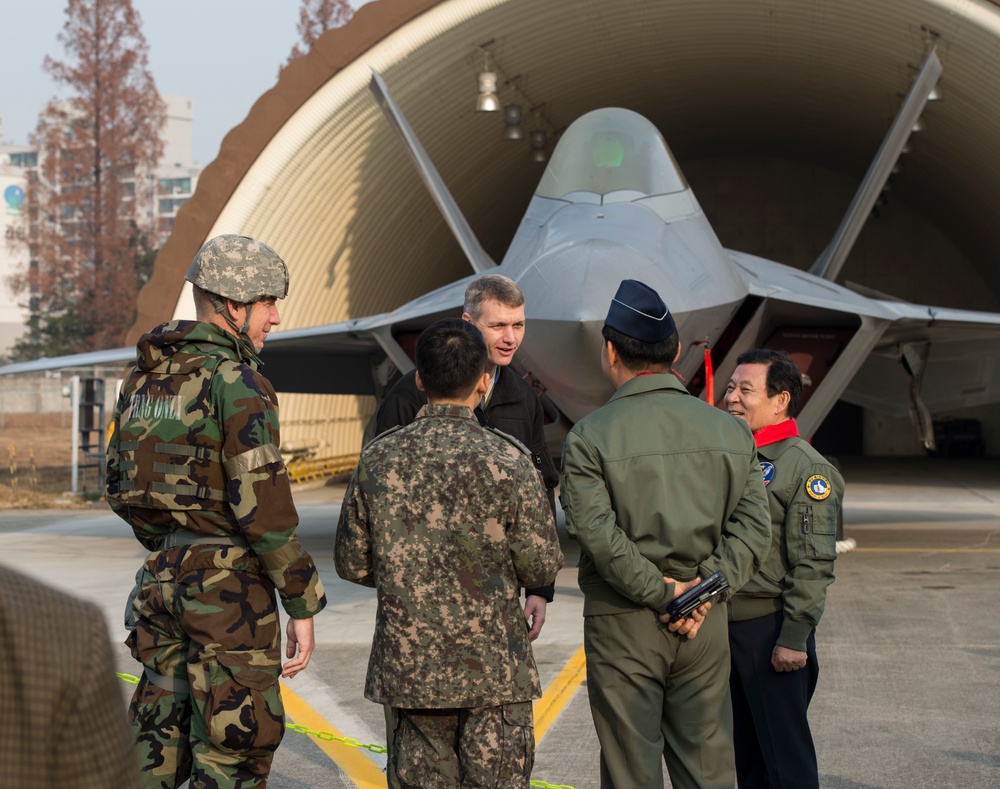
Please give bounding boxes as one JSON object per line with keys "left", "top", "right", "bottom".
{"left": 277, "top": 644, "right": 589, "bottom": 783}
{"left": 280, "top": 682, "right": 386, "bottom": 789}
{"left": 534, "top": 644, "right": 587, "bottom": 745}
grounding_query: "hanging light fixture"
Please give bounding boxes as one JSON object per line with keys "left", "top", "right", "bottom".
{"left": 476, "top": 52, "right": 500, "bottom": 112}
{"left": 530, "top": 128, "right": 548, "bottom": 162}
{"left": 503, "top": 103, "right": 524, "bottom": 140}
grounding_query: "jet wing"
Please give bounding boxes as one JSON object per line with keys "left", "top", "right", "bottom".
{"left": 731, "top": 250, "right": 901, "bottom": 322}
{"left": 0, "top": 277, "right": 472, "bottom": 396}
{"left": 0, "top": 346, "right": 135, "bottom": 376}
{"left": 729, "top": 250, "right": 1000, "bottom": 420}
{"left": 263, "top": 276, "right": 471, "bottom": 394}
{"left": 842, "top": 311, "right": 1000, "bottom": 417}
{"left": 0, "top": 327, "right": 388, "bottom": 395}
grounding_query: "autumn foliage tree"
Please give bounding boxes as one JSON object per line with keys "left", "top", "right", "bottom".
{"left": 8, "top": 0, "right": 165, "bottom": 359}
{"left": 282, "top": 0, "right": 354, "bottom": 75}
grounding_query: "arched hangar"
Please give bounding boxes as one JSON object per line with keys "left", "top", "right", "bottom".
{"left": 136, "top": 0, "right": 1000, "bottom": 459}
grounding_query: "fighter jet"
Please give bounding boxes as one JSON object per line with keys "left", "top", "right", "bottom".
{"left": 263, "top": 50, "right": 1000, "bottom": 452}
{"left": 5, "top": 49, "right": 1000, "bottom": 452}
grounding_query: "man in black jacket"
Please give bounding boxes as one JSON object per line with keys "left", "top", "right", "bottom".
{"left": 374, "top": 274, "right": 559, "bottom": 636}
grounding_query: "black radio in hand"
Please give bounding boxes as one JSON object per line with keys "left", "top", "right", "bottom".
{"left": 664, "top": 571, "right": 730, "bottom": 622}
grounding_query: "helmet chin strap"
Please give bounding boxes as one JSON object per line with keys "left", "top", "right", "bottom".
{"left": 210, "top": 295, "right": 255, "bottom": 347}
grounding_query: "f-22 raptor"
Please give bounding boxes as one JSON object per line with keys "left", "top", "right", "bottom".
{"left": 260, "top": 47, "right": 1000, "bottom": 452}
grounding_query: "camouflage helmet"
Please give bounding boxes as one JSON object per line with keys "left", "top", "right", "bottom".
{"left": 185, "top": 235, "right": 289, "bottom": 302}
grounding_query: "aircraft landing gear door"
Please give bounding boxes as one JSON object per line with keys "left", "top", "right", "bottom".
{"left": 763, "top": 327, "right": 854, "bottom": 542}
{"left": 898, "top": 342, "right": 935, "bottom": 452}
{"left": 762, "top": 328, "right": 855, "bottom": 418}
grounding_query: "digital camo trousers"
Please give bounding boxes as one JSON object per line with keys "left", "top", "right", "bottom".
{"left": 392, "top": 702, "right": 535, "bottom": 788}
{"left": 126, "top": 544, "right": 284, "bottom": 789}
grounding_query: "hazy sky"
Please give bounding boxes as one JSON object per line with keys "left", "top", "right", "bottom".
{"left": 4, "top": 1, "right": 365, "bottom": 166}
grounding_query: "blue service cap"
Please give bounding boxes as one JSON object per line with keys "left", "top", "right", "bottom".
{"left": 605, "top": 279, "right": 676, "bottom": 343}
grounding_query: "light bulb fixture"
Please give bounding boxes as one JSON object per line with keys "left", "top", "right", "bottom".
{"left": 503, "top": 103, "right": 524, "bottom": 140}
{"left": 530, "top": 129, "right": 548, "bottom": 162}
{"left": 476, "top": 52, "right": 500, "bottom": 112}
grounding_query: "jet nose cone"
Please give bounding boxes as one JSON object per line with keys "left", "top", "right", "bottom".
{"left": 517, "top": 239, "right": 664, "bottom": 421}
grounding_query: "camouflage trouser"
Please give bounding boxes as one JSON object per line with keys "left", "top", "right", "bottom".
{"left": 391, "top": 702, "right": 535, "bottom": 788}
{"left": 126, "top": 544, "right": 284, "bottom": 789}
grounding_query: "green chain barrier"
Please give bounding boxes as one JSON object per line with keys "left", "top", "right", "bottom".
{"left": 285, "top": 722, "right": 387, "bottom": 754}
{"left": 117, "top": 672, "right": 574, "bottom": 787}
{"left": 119, "top": 672, "right": 386, "bottom": 752}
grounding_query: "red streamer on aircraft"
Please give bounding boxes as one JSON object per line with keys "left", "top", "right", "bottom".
{"left": 704, "top": 347, "right": 714, "bottom": 405}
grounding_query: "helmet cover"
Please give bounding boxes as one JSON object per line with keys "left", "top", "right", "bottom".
{"left": 185, "top": 235, "right": 288, "bottom": 302}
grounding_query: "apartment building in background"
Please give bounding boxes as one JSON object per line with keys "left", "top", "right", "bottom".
{"left": 0, "top": 96, "right": 200, "bottom": 356}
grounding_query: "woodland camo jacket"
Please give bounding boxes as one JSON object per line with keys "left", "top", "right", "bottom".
{"left": 106, "top": 320, "right": 325, "bottom": 619}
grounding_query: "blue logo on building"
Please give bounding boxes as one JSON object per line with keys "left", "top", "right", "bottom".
{"left": 4, "top": 184, "right": 24, "bottom": 216}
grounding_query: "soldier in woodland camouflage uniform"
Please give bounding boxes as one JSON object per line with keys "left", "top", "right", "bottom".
{"left": 336, "top": 318, "right": 564, "bottom": 788}
{"left": 107, "top": 235, "right": 327, "bottom": 789}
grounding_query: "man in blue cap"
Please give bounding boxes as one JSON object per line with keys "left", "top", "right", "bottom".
{"left": 560, "top": 279, "right": 772, "bottom": 789}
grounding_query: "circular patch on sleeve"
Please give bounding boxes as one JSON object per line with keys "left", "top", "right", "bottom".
{"left": 760, "top": 462, "right": 775, "bottom": 486}
{"left": 806, "top": 474, "right": 832, "bottom": 500}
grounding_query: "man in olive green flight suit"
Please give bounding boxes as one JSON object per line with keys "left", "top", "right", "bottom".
{"left": 560, "top": 279, "right": 772, "bottom": 789}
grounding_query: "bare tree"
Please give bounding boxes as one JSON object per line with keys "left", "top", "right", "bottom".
{"left": 282, "top": 0, "right": 354, "bottom": 75}
{"left": 8, "top": 0, "right": 165, "bottom": 359}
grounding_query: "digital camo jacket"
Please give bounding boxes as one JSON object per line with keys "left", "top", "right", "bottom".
{"left": 373, "top": 366, "right": 559, "bottom": 602}
{"left": 374, "top": 367, "right": 560, "bottom": 492}
{"left": 106, "top": 320, "right": 325, "bottom": 619}
{"left": 336, "top": 403, "right": 564, "bottom": 709}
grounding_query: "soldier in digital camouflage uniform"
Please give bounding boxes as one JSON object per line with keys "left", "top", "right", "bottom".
{"left": 336, "top": 318, "right": 564, "bottom": 788}
{"left": 107, "top": 235, "right": 327, "bottom": 789}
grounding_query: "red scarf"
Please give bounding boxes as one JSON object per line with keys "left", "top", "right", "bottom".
{"left": 753, "top": 418, "right": 799, "bottom": 448}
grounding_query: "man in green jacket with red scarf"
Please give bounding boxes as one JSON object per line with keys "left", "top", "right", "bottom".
{"left": 724, "top": 348, "right": 844, "bottom": 789}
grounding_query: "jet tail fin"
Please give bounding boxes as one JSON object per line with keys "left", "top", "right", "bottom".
{"left": 369, "top": 70, "right": 496, "bottom": 274}
{"left": 810, "top": 48, "right": 942, "bottom": 282}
